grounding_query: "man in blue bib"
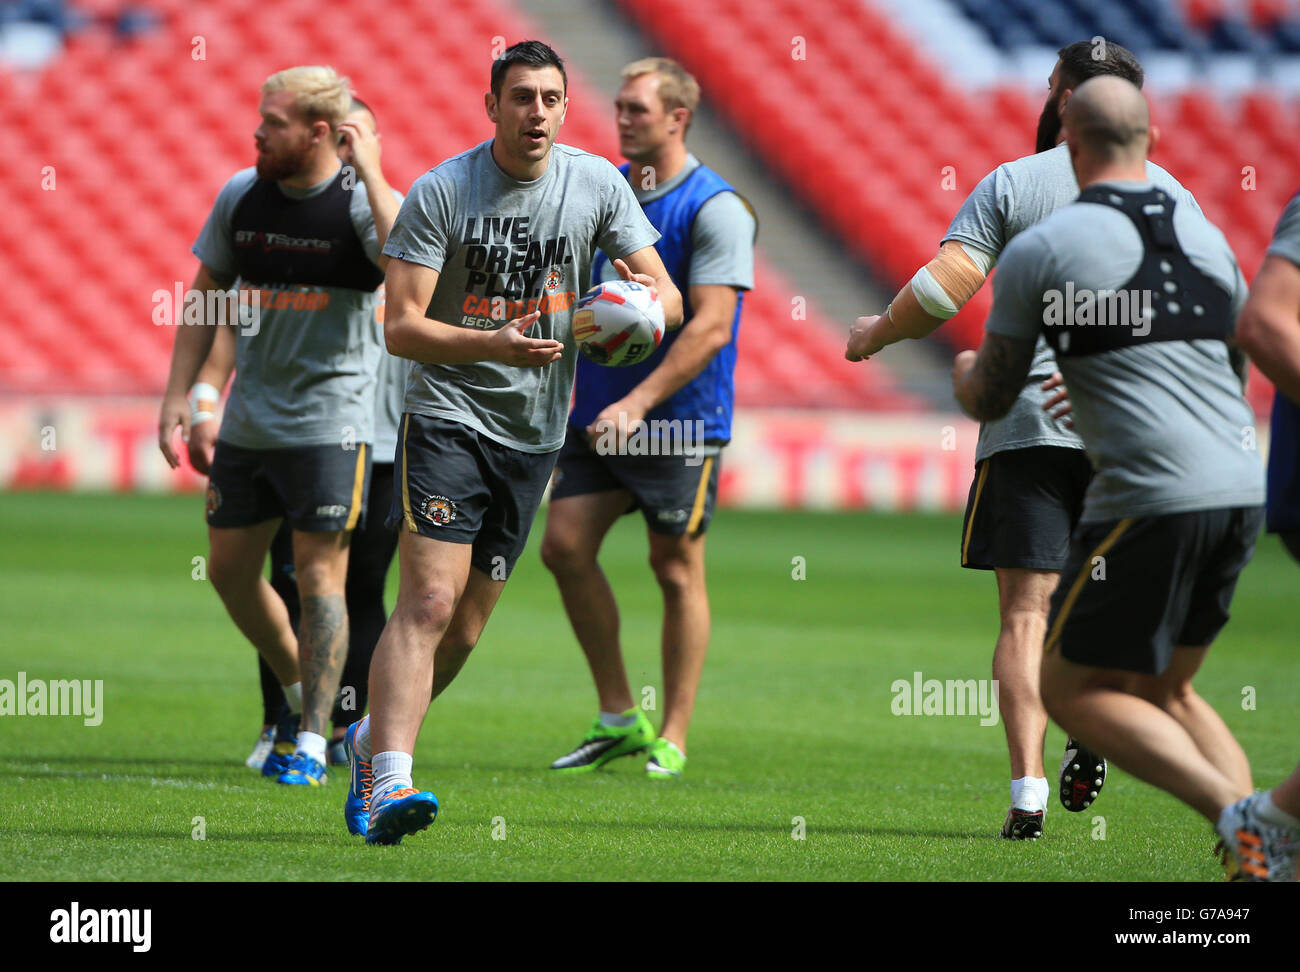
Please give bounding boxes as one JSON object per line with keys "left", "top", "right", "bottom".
{"left": 542, "top": 57, "right": 756, "bottom": 779}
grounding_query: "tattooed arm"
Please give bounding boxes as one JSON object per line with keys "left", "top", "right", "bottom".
{"left": 951, "top": 333, "right": 1037, "bottom": 422}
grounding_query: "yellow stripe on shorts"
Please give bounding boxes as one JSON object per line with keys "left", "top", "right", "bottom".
{"left": 1044, "top": 518, "right": 1133, "bottom": 654}
{"left": 960, "top": 461, "right": 990, "bottom": 566}
{"left": 399, "top": 415, "right": 418, "bottom": 532}
{"left": 685, "top": 456, "right": 715, "bottom": 535}
{"left": 345, "top": 443, "right": 367, "bottom": 531}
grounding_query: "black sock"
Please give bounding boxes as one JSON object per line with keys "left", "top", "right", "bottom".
{"left": 257, "top": 656, "right": 284, "bottom": 727}
{"left": 332, "top": 464, "right": 398, "bottom": 731}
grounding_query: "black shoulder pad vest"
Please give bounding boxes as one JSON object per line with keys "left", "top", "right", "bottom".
{"left": 230, "top": 168, "right": 385, "bottom": 292}
{"left": 1043, "top": 185, "right": 1232, "bottom": 358}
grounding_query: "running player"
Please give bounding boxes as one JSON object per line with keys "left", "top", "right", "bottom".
{"left": 541, "top": 57, "right": 755, "bottom": 780}
{"left": 845, "top": 40, "right": 1203, "bottom": 838}
{"left": 339, "top": 41, "right": 682, "bottom": 845}
{"left": 185, "top": 97, "right": 405, "bottom": 776}
{"left": 158, "top": 66, "right": 398, "bottom": 787}
{"left": 953, "top": 76, "right": 1272, "bottom": 878}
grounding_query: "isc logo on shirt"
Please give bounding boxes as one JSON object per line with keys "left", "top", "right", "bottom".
{"left": 315, "top": 504, "right": 347, "bottom": 518}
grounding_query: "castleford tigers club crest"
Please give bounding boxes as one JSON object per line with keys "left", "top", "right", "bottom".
{"left": 544, "top": 266, "right": 563, "bottom": 292}
{"left": 206, "top": 484, "right": 222, "bottom": 518}
{"left": 421, "top": 494, "right": 458, "bottom": 526}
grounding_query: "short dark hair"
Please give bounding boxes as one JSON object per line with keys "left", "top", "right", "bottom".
{"left": 1057, "top": 39, "right": 1144, "bottom": 91}
{"left": 491, "top": 40, "right": 567, "bottom": 98}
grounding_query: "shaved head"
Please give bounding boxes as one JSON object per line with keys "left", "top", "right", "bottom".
{"left": 1063, "top": 76, "right": 1150, "bottom": 163}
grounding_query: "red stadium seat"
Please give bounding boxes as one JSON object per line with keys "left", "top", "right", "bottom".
{"left": 0, "top": 0, "right": 918, "bottom": 411}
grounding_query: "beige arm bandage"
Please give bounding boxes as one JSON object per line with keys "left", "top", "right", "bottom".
{"left": 884, "top": 241, "right": 993, "bottom": 338}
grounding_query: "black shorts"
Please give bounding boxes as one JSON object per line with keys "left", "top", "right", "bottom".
{"left": 266, "top": 462, "right": 399, "bottom": 591}
{"left": 961, "top": 446, "right": 1093, "bottom": 571}
{"left": 550, "top": 424, "right": 722, "bottom": 537}
{"left": 389, "top": 414, "right": 556, "bottom": 579}
{"left": 1045, "top": 506, "right": 1264, "bottom": 675}
{"left": 206, "top": 440, "right": 371, "bottom": 532}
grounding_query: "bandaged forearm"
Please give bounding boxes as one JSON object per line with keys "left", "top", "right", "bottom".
{"left": 882, "top": 241, "right": 994, "bottom": 341}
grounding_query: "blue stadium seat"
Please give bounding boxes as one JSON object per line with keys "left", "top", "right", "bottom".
{"left": 115, "top": 8, "right": 160, "bottom": 40}
{"left": 13, "top": 0, "right": 78, "bottom": 32}
{"left": 1275, "top": 19, "right": 1300, "bottom": 53}
{"left": 1208, "top": 16, "right": 1269, "bottom": 53}
{"left": 1126, "top": 0, "right": 1190, "bottom": 48}
{"left": 1030, "top": 6, "right": 1085, "bottom": 48}
{"left": 999, "top": 20, "right": 1041, "bottom": 49}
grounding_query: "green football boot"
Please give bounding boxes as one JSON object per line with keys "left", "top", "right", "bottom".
{"left": 549, "top": 709, "right": 654, "bottom": 773}
{"left": 645, "top": 737, "right": 686, "bottom": 780}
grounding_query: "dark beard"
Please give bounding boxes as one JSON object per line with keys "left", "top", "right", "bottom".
{"left": 256, "top": 142, "right": 313, "bottom": 181}
{"left": 1035, "top": 96, "right": 1062, "bottom": 154}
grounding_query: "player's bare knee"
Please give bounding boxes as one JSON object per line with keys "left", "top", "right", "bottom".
{"left": 294, "top": 560, "right": 344, "bottom": 597}
{"left": 208, "top": 551, "right": 256, "bottom": 597}
{"left": 1140, "top": 675, "right": 1195, "bottom": 711}
{"left": 539, "top": 531, "right": 587, "bottom": 576}
{"left": 997, "top": 607, "right": 1049, "bottom": 650}
{"left": 398, "top": 586, "right": 458, "bottom": 635}
{"left": 998, "top": 591, "right": 1053, "bottom": 624}
{"left": 649, "top": 545, "right": 698, "bottom": 595}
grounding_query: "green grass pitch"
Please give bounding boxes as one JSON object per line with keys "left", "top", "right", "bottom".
{"left": 1, "top": 491, "right": 1295, "bottom": 881}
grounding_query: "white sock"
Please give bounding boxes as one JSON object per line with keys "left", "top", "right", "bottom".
{"left": 353, "top": 715, "right": 372, "bottom": 761}
{"left": 600, "top": 710, "right": 637, "bottom": 728}
{"left": 372, "top": 751, "right": 413, "bottom": 799}
{"left": 1257, "top": 791, "right": 1300, "bottom": 829}
{"left": 282, "top": 681, "right": 302, "bottom": 714}
{"left": 295, "top": 730, "right": 327, "bottom": 766}
{"left": 1011, "top": 776, "right": 1050, "bottom": 812}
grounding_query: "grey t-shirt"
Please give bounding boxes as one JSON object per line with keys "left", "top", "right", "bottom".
{"left": 193, "top": 167, "right": 397, "bottom": 450}
{"left": 383, "top": 141, "right": 660, "bottom": 453}
{"left": 596, "top": 154, "right": 755, "bottom": 290}
{"left": 1266, "top": 192, "right": 1300, "bottom": 267}
{"left": 986, "top": 181, "right": 1262, "bottom": 522}
{"left": 944, "top": 142, "right": 1204, "bottom": 461}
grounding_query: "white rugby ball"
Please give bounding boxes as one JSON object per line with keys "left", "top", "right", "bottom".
{"left": 572, "top": 280, "right": 665, "bottom": 367}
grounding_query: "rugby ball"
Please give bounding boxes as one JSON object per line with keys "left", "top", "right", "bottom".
{"left": 572, "top": 280, "right": 665, "bottom": 367}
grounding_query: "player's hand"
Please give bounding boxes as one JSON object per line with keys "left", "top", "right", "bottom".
{"left": 187, "top": 417, "right": 219, "bottom": 475}
{"left": 491, "top": 310, "right": 563, "bottom": 367}
{"left": 158, "top": 393, "right": 191, "bottom": 469}
{"left": 585, "top": 397, "right": 647, "bottom": 450}
{"left": 337, "top": 121, "right": 381, "bottom": 178}
{"left": 846, "top": 315, "right": 886, "bottom": 362}
{"left": 951, "top": 349, "right": 978, "bottom": 389}
{"left": 612, "top": 258, "right": 657, "bottom": 298}
{"left": 1040, "top": 371, "right": 1074, "bottom": 429}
